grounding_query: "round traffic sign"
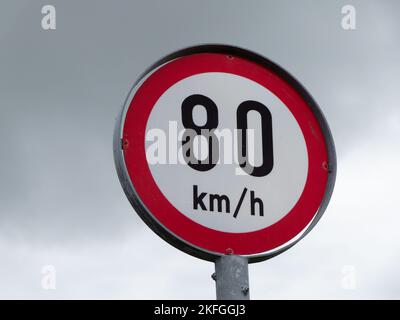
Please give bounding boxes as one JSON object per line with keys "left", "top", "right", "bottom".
{"left": 114, "top": 45, "right": 336, "bottom": 262}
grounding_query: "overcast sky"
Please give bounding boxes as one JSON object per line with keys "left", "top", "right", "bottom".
{"left": 0, "top": 0, "right": 399, "bottom": 299}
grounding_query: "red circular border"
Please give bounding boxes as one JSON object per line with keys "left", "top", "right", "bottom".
{"left": 122, "top": 53, "right": 328, "bottom": 255}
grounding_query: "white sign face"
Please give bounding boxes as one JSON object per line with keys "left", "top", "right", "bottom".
{"left": 145, "top": 72, "right": 308, "bottom": 233}
{"left": 115, "top": 47, "right": 334, "bottom": 260}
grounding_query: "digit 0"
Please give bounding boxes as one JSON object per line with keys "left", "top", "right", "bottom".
{"left": 237, "top": 100, "right": 273, "bottom": 177}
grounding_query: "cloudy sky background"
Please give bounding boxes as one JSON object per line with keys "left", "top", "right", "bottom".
{"left": 0, "top": 0, "right": 399, "bottom": 299}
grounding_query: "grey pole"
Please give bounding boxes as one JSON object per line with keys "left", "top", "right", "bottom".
{"left": 213, "top": 255, "right": 250, "bottom": 300}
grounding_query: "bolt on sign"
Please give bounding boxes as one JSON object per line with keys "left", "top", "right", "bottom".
{"left": 114, "top": 45, "right": 336, "bottom": 262}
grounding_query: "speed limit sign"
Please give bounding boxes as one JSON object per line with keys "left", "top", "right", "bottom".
{"left": 114, "top": 45, "right": 336, "bottom": 262}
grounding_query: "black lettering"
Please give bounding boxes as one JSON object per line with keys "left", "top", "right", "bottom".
{"left": 209, "top": 194, "right": 230, "bottom": 213}
{"left": 250, "top": 191, "right": 264, "bottom": 216}
{"left": 193, "top": 185, "right": 207, "bottom": 210}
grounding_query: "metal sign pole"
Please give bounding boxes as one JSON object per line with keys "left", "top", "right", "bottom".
{"left": 213, "top": 255, "right": 250, "bottom": 300}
